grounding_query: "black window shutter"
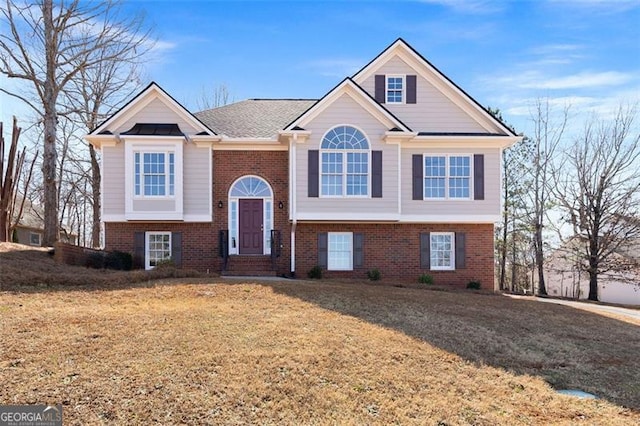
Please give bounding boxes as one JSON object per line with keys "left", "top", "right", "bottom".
{"left": 172, "top": 232, "right": 183, "bottom": 268}
{"left": 375, "top": 75, "right": 386, "bottom": 103}
{"left": 317, "top": 233, "right": 328, "bottom": 269}
{"left": 420, "top": 232, "right": 430, "bottom": 269}
{"left": 406, "top": 75, "right": 417, "bottom": 104}
{"left": 455, "top": 232, "right": 466, "bottom": 269}
{"left": 474, "top": 154, "right": 484, "bottom": 200}
{"left": 372, "top": 150, "right": 383, "bottom": 198}
{"left": 133, "top": 232, "right": 145, "bottom": 269}
{"left": 353, "top": 233, "right": 364, "bottom": 269}
{"left": 308, "top": 150, "right": 319, "bottom": 197}
{"left": 412, "top": 154, "right": 423, "bottom": 200}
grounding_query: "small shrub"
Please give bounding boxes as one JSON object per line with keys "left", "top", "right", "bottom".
{"left": 85, "top": 251, "right": 105, "bottom": 269}
{"left": 308, "top": 265, "right": 323, "bottom": 279}
{"left": 419, "top": 274, "right": 434, "bottom": 285}
{"left": 105, "top": 250, "right": 133, "bottom": 271}
{"left": 467, "top": 280, "right": 481, "bottom": 290}
{"left": 367, "top": 269, "right": 381, "bottom": 281}
{"left": 154, "top": 259, "right": 176, "bottom": 269}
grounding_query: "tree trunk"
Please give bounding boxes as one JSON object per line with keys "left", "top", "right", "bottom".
{"left": 89, "top": 144, "right": 101, "bottom": 248}
{"left": 42, "top": 0, "right": 59, "bottom": 247}
{"left": 535, "top": 225, "right": 547, "bottom": 295}
{"left": 499, "top": 165, "right": 508, "bottom": 291}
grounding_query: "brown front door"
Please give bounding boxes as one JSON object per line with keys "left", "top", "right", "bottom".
{"left": 239, "top": 199, "right": 263, "bottom": 254}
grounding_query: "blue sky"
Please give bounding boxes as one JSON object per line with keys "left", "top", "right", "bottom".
{"left": 1, "top": 0, "right": 639, "bottom": 137}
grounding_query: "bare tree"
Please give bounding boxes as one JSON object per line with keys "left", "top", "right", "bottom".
{"left": 0, "top": 0, "right": 153, "bottom": 246}
{"left": 0, "top": 117, "right": 36, "bottom": 242}
{"left": 526, "top": 99, "right": 568, "bottom": 295}
{"left": 196, "top": 84, "right": 233, "bottom": 111}
{"left": 62, "top": 48, "right": 145, "bottom": 247}
{"left": 552, "top": 105, "right": 640, "bottom": 301}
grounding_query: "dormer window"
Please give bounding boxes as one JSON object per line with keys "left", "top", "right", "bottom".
{"left": 386, "top": 75, "right": 404, "bottom": 103}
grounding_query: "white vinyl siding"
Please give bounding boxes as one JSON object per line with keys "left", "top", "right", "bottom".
{"left": 296, "top": 93, "right": 398, "bottom": 218}
{"left": 401, "top": 147, "right": 500, "bottom": 217}
{"left": 102, "top": 145, "right": 125, "bottom": 217}
{"left": 360, "top": 56, "right": 489, "bottom": 133}
{"left": 183, "top": 144, "right": 211, "bottom": 219}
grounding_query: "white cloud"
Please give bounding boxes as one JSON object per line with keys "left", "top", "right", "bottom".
{"left": 521, "top": 71, "right": 635, "bottom": 90}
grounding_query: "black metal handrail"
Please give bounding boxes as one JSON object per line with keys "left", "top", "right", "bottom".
{"left": 270, "top": 229, "right": 281, "bottom": 270}
{"left": 219, "top": 229, "right": 229, "bottom": 271}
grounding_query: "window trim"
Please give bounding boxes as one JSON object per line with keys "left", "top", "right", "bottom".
{"left": 29, "top": 232, "right": 41, "bottom": 246}
{"left": 423, "top": 154, "right": 473, "bottom": 201}
{"left": 145, "top": 231, "right": 172, "bottom": 270}
{"left": 319, "top": 125, "right": 371, "bottom": 198}
{"left": 327, "top": 232, "right": 353, "bottom": 271}
{"left": 134, "top": 151, "right": 175, "bottom": 198}
{"left": 124, "top": 138, "right": 184, "bottom": 220}
{"left": 386, "top": 74, "right": 405, "bottom": 104}
{"left": 430, "top": 232, "right": 455, "bottom": 271}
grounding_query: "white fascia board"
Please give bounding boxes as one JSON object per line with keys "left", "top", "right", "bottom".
{"left": 213, "top": 139, "right": 288, "bottom": 151}
{"left": 183, "top": 214, "right": 212, "bottom": 222}
{"left": 296, "top": 212, "right": 401, "bottom": 221}
{"left": 295, "top": 212, "right": 499, "bottom": 223}
{"left": 125, "top": 212, "right": 184, "bottom": 221}
{"left": 278, "top": 130, "right": 312, "bottom": 143}
{"left": 192, "top": 135, "right": 221, "bottom": 148}
{"left": 85, "top": 135, "right": 118, "bottom": 148}
{"left": 399, "top": 215, "right": 500, "bottom": 223}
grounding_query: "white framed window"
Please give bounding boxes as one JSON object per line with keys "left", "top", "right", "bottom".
{"left": 29, "top": 232, "right": 41, "bottom": 246}
{"left": 145, "top": 232, "right": 171, "bottom": 270}
{"left": 430, "top": 232, "right": 455, "bottom": 270}
{"left": 424, "top": 155, "right": 471, "bottom": 200}
{"left": 328, "top": 232, "right": 353, "bottom": 271}
{"left": 386, "top": 75, "right": 404, "bottom": 103}
{"left": 134, "top": 151, "right": 175, "bottom": 197}
{"left": 320, "top": 125, "right": 370, "bottom": 197}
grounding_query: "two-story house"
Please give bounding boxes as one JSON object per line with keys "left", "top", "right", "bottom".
{"left": 85, "top": 39, "right": 520, "bottom": 287}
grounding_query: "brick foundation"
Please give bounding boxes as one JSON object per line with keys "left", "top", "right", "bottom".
{"left": 295, "top": 223, "right": 495, "bottom": 288}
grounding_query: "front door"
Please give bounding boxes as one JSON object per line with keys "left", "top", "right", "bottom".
{"left": 239, "top": 199, "right": 263, "bottom": 254}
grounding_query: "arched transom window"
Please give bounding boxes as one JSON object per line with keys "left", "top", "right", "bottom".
{"left": 320, "top": 125, "right": 370, "bottom": 196}
{"left": 230, "top": 176, "right": 272, "bottom": 198}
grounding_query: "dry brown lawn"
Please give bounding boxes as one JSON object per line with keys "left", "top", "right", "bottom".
{"left": 1, "top": 244, "right": 639, "bottom": 424}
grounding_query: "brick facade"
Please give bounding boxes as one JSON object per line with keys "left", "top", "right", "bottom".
{"left": 295, "top": 223, "right": 495, "bottom": 288}
{"left": 104, "top": 150, "right": 292, "bottom": 275}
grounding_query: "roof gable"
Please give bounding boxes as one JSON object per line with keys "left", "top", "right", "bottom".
{"left": 352, "top": 38, "right": 517, "bottom": 136}
{"left": 89, "top": 82, "right": 214, "bottom": 136}
{"left": 285, "top": 78, "right": 411, "bottom": 132}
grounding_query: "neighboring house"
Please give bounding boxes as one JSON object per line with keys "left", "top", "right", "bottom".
{"left": 85, "top": 39, "right": 520, "bottom": 286}
{"left": 11, "top": 197, "right": 77, "bottom": 246}
{"left": 546, "top": 238, "right": 640, "bottom": 306}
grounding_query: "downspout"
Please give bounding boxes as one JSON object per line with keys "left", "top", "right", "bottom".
{"left": 290, "top": 134, "right": 297, "bottom": 276}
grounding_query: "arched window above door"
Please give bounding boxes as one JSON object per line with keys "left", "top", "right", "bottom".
{"left": 229, "top": 176, "right": 272, "bottom": 198}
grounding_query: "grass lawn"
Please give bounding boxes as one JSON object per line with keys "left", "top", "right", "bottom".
{"left": 1, "top": 278, "right": 639, "bottom": 425}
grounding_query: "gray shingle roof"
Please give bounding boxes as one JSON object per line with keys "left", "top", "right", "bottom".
{"left": 195, "top": 99, "right": 316, "bottom": 138}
